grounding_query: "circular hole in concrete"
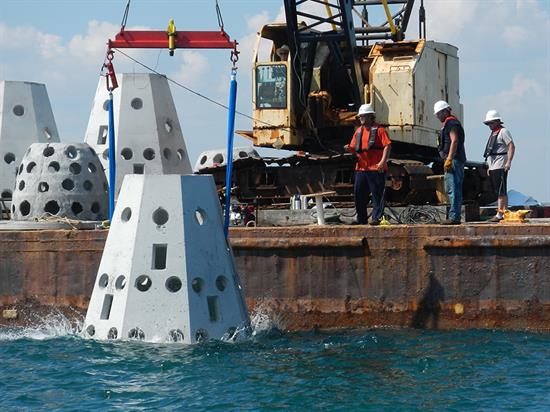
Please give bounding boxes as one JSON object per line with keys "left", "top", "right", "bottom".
{"left": 191, "top": 277, "right": 203, "bottom": 294}
{"left": 71, "top": 202, "right": 83, "bottom": 215}
{"left": 86, "top": 325, "right": 95, "bottom": 336}
{"left": 18, "top": 180, "right": 25, "bottom": 191}
{"left": 18, "top": 163, "right": 24, "bottom": 174}
{"left": 103, "top": 100, "right": 110, "bottom": 111}
{"left": 48, "top": 161, "right": 60, "bottom": 172}
{"left": 83, "top": 180, "right": 93, "bottom": 191}
{"left": 239, "top": 151, "right": 248, "bottom": 158}
{"left": 115, "top": 275, "right": 126, "bottom": 290}
{"left": 152, "top": 207, "right": 169, "bottom": 226}
{"left": 2, "top": 190, "right": 12, "bottom": 199}
{"left": 62, "top": 179, "right": 75, "bottom": 191}
{"left": 121, "top": 207, "right": 132, "bottom": 222}
{"left": 128, "top": 328, "right": 145, "bottom": 340}
{"left": 13, "top": 105, "right": 24, "bottom": 116}
{"left": 108, "top": 327, "right": 118, "bottom": 340}
{"left": 195, "top": 329, "right": 208, "bottom": 342}
{"left": 130, "top": 98, "right": 143, "bottom": 110}
{"left": 88, "top": 163, "right": 97, "bottom": 173}
{"left": 4, "top": 153, "right": 16, "bottom": 164}
{"left": 177, "top": 149, "right": 185, "bottom": 161}
{"left": 213, "top": 153, "right": 224, "bottom": 164}
{"left": 99, "top": 273, "right": 109, "bottom": 288}
{"left": 26, "top": 162, "right": 36, "bottom": 173}
{"left": 43, "top": 146, "right": 55, "bottom": 157}
{"left": 164, "top": 119, "right": 173, "bottom": 133}
{"left": 143, "top": 148, "right": 155, "bottom": 160}
{"left": 65, "top": 145, "right": 77, "bottom": 159}
{"left": 199, "top": 155, "right": 208, "bottom": 165}
{"left": 44, "top": 200, "right": 60, "bottom": 215}
{"left": 121, "top": 148, "right": 133, "bottom": 160}
{"left": 216, "top": 276, "right": 227, "bottom": 292}
{"left": 135, "top": 275, "right": 152, "bottom": 292}
{"left": 70, "top": 163, "right": 82, "bottom": 175}
{"left": 195, "top": 208, "right": 206, "bottom": 226}
{"left": 102, "top": 149, "right": 109, "bottom": 160}
{"left": 38, "top": 182, "right": 49, "bottom": 192}
{"left": 91, "top": 202, "right": 100, "bottom": 214}
{"left": 165, "top": 276, "right": 182, "bottom": 293}
{"left": 44, "top": 128, "right": 53, "bottom": 140}
{"left": 19, "top": 201, "right": 31, "bottom": 216}
{"left": 163, "top": 148, "right": 171, "bottom": 160}
{"left": 168, "top": 329, "right": 184, "bottom": 342}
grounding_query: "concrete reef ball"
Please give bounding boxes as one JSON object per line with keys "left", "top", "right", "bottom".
{"left": 12, "top": 143, "right": 109, "bottom": 221}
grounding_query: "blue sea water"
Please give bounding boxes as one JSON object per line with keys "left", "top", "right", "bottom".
{"left": 0, "top": 313, "right": 549, "bottom": 411}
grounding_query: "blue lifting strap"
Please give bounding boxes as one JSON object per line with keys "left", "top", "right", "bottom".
{"left": 107, "top": 91, "right": 116, "bottom": 220}
{"left": 223, "top": 69, "right": 238, "bottom": 238}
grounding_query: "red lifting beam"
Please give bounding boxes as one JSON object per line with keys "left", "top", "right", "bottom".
{"left": 108, "top": 30, "right": 237, "bottom": 50}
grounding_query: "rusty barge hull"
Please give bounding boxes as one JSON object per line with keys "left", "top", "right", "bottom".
{"left": 0, "top": 224, "right": 549, "bottom": 331}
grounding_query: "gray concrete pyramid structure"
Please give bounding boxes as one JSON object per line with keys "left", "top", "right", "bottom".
{"left": 11, "top": 143, "right": 109, "bottom": 221}
{"left": 84, "top": 174, "right": 250, "bottom": 343}
{"left": 84, "top": 73, "right": 192, "bottom": 196}
{"left": 0, "top": 81, "right": 60, "bottom": 200}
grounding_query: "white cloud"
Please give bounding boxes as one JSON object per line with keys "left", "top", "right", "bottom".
{"left": 246, "top": 11, "right": 270, "bottom": 31}
{"left": 0, "top": 23, "right": 65, "bottom": 59}
{"left": 68, "top": 21, "right": 122, "bottom": 62}
{"left": 481, "top": 74, "right": 543, "bottom": 112}
{"left": 501, "top": 25, "right": 530, "bottom": 48}
{"left": 170, "top": 50, "right": 209, "bottom": 85}
{"left": 420, "top": 0, "right": 549, "bottom": 49}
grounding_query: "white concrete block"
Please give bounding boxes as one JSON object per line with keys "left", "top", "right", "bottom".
{"left": 84, "top": 74, "right": 192, "bottom": 196}
{"left": 84, "top": 174, "right": 249, "bottom": 343}
{"left": 11, "top": 143, "right": 108, "bottom": 221}
{"left": 194, "top": 146, "right": 261, "bottom": 172}
{"left": 0, "top": 81, "right": 60, "bottom": 199}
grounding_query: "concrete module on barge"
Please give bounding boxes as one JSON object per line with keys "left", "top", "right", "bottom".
{"left": 1, "top": 221, "right": 548, "bottom": 331}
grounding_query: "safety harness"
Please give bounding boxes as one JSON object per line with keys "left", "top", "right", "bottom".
{"left": 483, "top": 128, "right": 508, "bottom": 158}
{"left": 355, "top": 126, "right": 383, "bottom": 153}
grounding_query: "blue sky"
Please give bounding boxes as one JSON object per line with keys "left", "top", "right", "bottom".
{"left": 1, "top": 0, "right": 549, "bottom": 201}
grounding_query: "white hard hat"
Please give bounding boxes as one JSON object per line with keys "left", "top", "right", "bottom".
{"left": 484, "top": 109, "right": 502, "bottom": 124}
{"left": 433, "top": 100, "right": 451, "bottom": 115}
{"left": 357, "top": 103, "right": 375, "bottom": 116}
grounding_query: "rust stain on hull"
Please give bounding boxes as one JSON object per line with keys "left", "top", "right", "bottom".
{"left": 1, "top": 224, "right": 549, "bottom": 331}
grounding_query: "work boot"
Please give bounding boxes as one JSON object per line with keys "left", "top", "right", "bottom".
{"left": 440, "top": 219, "right": 461, "bottom": 225}
{"left": 368, "top": 219, "right": 380, "bottom": 226}
{"left": 488, "top": 215, "right": 503, "bottom": 223}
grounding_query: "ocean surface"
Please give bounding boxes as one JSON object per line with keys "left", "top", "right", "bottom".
{"left": 0, "top": 311, "right": 549, "bottom": 411}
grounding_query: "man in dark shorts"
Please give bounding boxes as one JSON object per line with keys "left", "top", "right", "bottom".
{"left": 483, "top": 110, "right": 515, "bottom": 222}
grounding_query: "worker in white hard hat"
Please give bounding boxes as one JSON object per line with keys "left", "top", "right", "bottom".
{"left": 483, "top": 110, "right": 515, "bottom": 222}
{"left": 434, "top": 100, "right": 466, "bottom": 225}
{"left": 276, "top": 44, "right": 290, "bottom": 61}
{"left": 344, "top": 103, "right": 391, "bottom": 225}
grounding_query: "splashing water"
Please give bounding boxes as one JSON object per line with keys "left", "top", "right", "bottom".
{"left": 0, "top": 302, "right": 281, "bottom": 345}
{"left": 0, "top": 309, "right": 83, "bottom": 341}
{"left": 249, "top": 299, "right": 282, "bottom": 337}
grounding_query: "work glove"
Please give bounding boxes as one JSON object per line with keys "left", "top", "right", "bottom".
{"left": 444, "top": 159, "right": 453, "bottom": 172}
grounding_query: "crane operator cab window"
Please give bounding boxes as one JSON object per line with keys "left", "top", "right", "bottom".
{"left": 255, "top": 64, "right": 287, "bottom": 109}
